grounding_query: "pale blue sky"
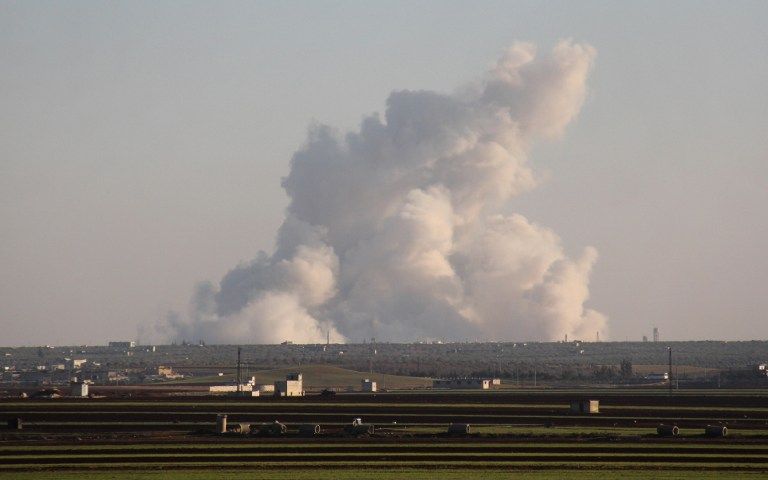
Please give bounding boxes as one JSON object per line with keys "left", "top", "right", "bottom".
{"left": 1, "top": 1, "right": 766, "bottom": 344}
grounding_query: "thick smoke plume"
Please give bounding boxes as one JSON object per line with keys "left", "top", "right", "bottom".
{"left": 168, "top": 40, "right": 606, "bottom": 343}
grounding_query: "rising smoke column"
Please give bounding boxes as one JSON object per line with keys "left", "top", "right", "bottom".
{"left": 169, "top": 40, "right": 607, "bottom": 343}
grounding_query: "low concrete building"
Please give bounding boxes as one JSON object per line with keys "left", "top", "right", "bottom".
{"left": 361, "top": 378, "right": 377, "bottom": 392}
{"left": 433, "top": 378, "right": 490, "bottom": 390}
{"left": 274, "top": 372, "right": 303, "bottom": 397}
{"left": 570, "top": 399, "right": 600, "bottom": 414}
{"left": 255, "top": 384, "right": 275, "bottom": 394}
{"left": 209, "top": 384, "right": 253, "bottom": 393}
{"left": 108, "top": 341, "right": 136, "bottom": 348}
{"left": 70, "top": 381, "right": 88, "bottom": 397}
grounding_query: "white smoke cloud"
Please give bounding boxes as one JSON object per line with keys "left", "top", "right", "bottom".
{"left": 163, "top": 40, "right": 606, "bottom": 343}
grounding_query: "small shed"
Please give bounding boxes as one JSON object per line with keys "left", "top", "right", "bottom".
{"left": 361, "top": 378, "right": 377, "bottom": 392}
{"left": 570, "top": 399, "right": 599, "bottom": 414}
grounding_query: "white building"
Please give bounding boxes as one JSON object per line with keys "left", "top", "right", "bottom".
{"left": 361, "top": 378, "right": 377, "bottom": 392}
{"left": 69, "top": 359, "right": 87, "bottom": 369}
{"left": 275, "top": 372, "right": 304, "bottom": 397}
{"left": 209, "top": 384, "right": 253, "bottom": 393}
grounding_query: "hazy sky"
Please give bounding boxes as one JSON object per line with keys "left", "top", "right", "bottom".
{"left": 1, "top": 1, "right": 766, "bottom": 345}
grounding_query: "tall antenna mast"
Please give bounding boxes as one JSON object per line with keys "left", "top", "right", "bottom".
{"left": 236, "top": 346, "right": 242, "bottom": 393}
{"left": 668, "top": 346, "right": 673, "bottom": 396}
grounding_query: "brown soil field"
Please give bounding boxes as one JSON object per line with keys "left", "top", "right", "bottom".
{"left": 5, "top": 390, "right": 768, "bottom": 407}
{"left": 4, "top": 444, "right": 768, "bottom": 455}
{"left": 2, "top": 391, "right": 767, "bottom": 439}
{"left": 2, "top": 453, "right": 768, "bottom": 466}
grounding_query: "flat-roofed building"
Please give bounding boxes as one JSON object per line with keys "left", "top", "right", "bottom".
{"left": 275, "top": 372, "right": 304, "bottom": 397}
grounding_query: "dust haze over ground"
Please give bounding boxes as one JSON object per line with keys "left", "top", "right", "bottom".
{"left": 158, "top": 41, "right": 606, "bottom": 344}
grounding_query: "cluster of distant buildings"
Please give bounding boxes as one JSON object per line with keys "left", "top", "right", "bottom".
{"left": 3, "top": 339, "right": 766, "bottom": 398}
{"left": 210, "top": 372, "right": 306, "bottom": 397}
{"left": 207, "top": 375, "right": 506, "bottom": 396}
{"left": 0, "top": 342, "right": 184, "bottom": 396}
{"left": 209, "top": 374, "right": 383, "bottom": 397}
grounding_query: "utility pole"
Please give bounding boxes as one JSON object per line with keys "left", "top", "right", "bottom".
{"left": 667, "top": 346, "right": 673, "bottom": 396}
{"left": 236, "top": 347, "right": 242, "bottom": 393}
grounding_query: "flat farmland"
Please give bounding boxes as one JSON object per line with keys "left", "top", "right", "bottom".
{"left": 1, "top": 389, "right": 767, "bottom": 477}
{"left": 2, "top": 390, "right": 768, "bottom": 432}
